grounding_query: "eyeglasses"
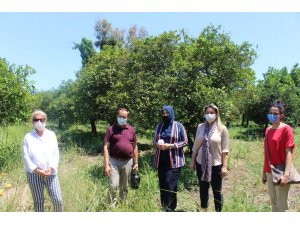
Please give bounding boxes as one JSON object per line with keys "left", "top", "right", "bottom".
{"left": 33, "top": 118, "right": 45, "bottom": 122}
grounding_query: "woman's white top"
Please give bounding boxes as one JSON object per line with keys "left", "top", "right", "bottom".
{"left": 22, "top": 129, "right": 59, "bottom": 174}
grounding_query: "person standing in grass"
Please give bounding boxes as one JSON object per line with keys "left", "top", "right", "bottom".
{"left": 153, "top": 105, "right": 188, "bottom": 212}
{"left": 103, "top": 108, "right": 138, "bottom": 206}
{"left": 190, "top": 103, "right": 229, "bottom": 212}
{"left": 22, "top": 110, "right": 63, "bottom": 212}
{"left": 262, "top": 101, "right": 295, "bottom": 212}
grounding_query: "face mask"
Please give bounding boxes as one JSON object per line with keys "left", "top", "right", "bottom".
{"left": 204, "top": 113, "right": 216, "bottom": 123}
{"left": 117, "top": 117, "right": 127, "bottom": 126}
{"left": 162, "top": 116, "right": 170, "bottom": 123}
{"left": 34, "top": 121, "right": 46, "bottom": 131}
{"left": 267, "top": 114, "right": 279, "bottom": 124}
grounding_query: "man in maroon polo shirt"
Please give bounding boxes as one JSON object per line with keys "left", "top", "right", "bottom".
{"left": 103, "top": 108, "right": 138, "bottom": 206}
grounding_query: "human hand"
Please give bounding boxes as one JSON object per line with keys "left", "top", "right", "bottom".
{"left": 262, "top": 172, "right": 267, "bottom": 184}
{"left": 132, "top": 163, "right": 138, "bottom": 171}
{"left": 34, "top": 168, "right": 48, "bottom": 177}
{"left": 156, "top": 143, "right": 166, "bottom": 150}
{"left": 221, "top": 166, "right": 227, "bottom": 178}
{"left": 44, "top": 168, "right": 52, "bottom": 177}
{"left": 105, "top": 165, "right": 111, "bottom": 176}
{"left": 279, "top": 175, "right": 289, "bottom": 185}
{"left": 190, "top": 160, "right": 196, "bottom": 171}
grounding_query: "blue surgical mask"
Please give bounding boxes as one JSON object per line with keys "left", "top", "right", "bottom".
{"left": 117, "top": 117, "right": 127, "bottom": 126}
{"left": 267, "top": 114, "right": 279, "bottom": 124}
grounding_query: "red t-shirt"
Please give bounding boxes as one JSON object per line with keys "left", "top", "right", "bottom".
{"left": 104, "top": 123, "right": 137, "bottom": 159}
{"left": 264, "top": 124, "right": 295, "bottom": 173}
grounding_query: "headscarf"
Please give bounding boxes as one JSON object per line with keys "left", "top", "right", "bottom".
{"left": 159, "top": 105, "right": 175, "bottom": 142}
{"left": 201, "top": 122, "right": 217, "bottom": 182}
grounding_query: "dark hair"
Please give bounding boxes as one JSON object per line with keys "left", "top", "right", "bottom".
{"left": 270, "top": 100, "right": 285, "bottom": 115}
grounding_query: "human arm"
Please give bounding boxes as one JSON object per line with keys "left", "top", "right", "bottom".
{"left": 132, "top": 143, "right": 138, "bottom": 171}
{"left": 262, "top": 129, "right": 269, "bottom": 184}
{"left": 48, "top": 132, "right": 59, "bottom": 175}
{"left": 22, "top": 137, "right": 38, "bottom": 173}
{"left": 190, "top": 151, "right": 197, "bottom": 171}
{"left": 279, "top": 126, "right": 295, "bottom": 185}
{"left": 159, "top": 122, "right": 188, "bottom": 150}
{"left": 279, "top": 148, "right": 293, "bottom": 185}
{"left": 221, "top": 152, "right": 229, "bottom": 178}
{"left": 221, "top": 126, "right": 229, "bottom": 177}
{"left": 103, "top": 141, "right": 111, "bottom": 176}
{"left": 190, "top": 124, "right": 203, "bottom": 171}
{"left": 262, "top": 167, "right": 267, "bottom": 184}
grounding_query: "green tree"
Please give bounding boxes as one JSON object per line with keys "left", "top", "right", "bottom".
{"left": 75, "top": 46, "right": 129, "bottom": 133}
{"left": 250, "top": 66, "right": 300, "bottom": 127}
{"left": 0, "top": 58, "right": 36, "bottom": 125}
{"left": 94, "top": 19, "right": 125, "bottom": 50}
{"left": 73, "top": 37, "right": 96, "bottom": 67}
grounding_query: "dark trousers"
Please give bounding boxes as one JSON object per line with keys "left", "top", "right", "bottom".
{"left": 158, "top": 165, "right": 181, "bottom": 212}
{"left": 196, "top": 162, "right": 223, "bottom": 212}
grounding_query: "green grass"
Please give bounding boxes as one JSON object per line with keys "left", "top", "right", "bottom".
{"left": 0, "top": 124, "right": 31, "bottom": 171}
{"left": 1, "top": 124, "right": 300, "bottom": 212}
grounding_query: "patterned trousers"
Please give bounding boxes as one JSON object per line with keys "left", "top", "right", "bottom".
{"left": 26, "top": 172, "right": 63, "bottom": 212}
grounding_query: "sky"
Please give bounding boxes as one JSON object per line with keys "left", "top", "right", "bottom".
{"left": 1, "top": 1, "right": 300, "bottom": 224}
{"left": 1, "top": 11, "right": 300, "bottom": 91}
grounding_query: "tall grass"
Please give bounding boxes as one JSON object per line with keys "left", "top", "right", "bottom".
{"left": 0, "top": 124, "right": 31, "bottom": 171}
{"left": 1, "top": 123, "right": 300, "bottom": 212}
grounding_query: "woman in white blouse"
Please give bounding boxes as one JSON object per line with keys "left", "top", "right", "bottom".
{"left": 190, "top": 103, "right": 229, "bottom": 212}
{"left": 22, "top": 110, "right": 63, "bottom": 212}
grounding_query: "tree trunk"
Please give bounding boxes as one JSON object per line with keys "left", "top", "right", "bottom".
{"left": 241, "top": 114, "right": 249, "bottom": 128}
{"left": 58, "top": 119, "right": 63, "bottom": 129}
{"left": 186, "top": 125, "right": 197, "bottom": 157}
{"left": 187, "top": 133, "right": 194, "bottom": 156}
{"left": 90, "top": 119, "right": 97, "bottom": 134}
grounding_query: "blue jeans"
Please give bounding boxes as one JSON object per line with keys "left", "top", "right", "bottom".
{"left": 196, "top": 162, "right": 223, "bottom": 212}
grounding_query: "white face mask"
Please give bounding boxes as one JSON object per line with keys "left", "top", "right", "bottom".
{"left": 204, "top": 113, "right": 216, "bottom": 123}
{"left": 34, "top": 121, "right": 46, "bottom": 131}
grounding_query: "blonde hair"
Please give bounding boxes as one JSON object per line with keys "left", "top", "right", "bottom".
{"left": 31, "top": 110, "right": 47, "bottom": 122}
{"left": 203, "top": 103, "right": 223, "bottom": 133}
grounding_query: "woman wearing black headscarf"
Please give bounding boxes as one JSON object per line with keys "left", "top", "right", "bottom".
{"left": 153, "top": 105, "right": 188, "bottom": 212}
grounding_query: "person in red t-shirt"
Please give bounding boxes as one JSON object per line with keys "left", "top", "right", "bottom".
{"left": 262, "top": 101, "right": 295, "bottom": 212}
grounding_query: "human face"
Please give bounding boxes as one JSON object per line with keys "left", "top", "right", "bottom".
{"left": 204, "top": 107, "right": 217, "bottom": 123}
{"left": 162, "top": 110, "right": 170, "bottom": 117}
{"left": 162, "top": 110, "right": 170, "bottom": 122}
{"left": 268, "top": 106, "right": 281, "bottom": 124}
{"left": 117, "top": 109, "right": 129, "bottom": 126}
{"left": 33, "top": 115, "right": 46, "bottom": 132}
{"left": 118, "top": 110, "right": 129, "bottom": 120}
